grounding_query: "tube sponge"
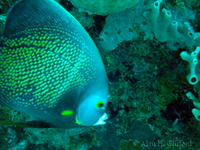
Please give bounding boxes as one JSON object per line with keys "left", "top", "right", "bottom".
{"left": 143, "top": 0, "right": 197, "bottom": 50}
{"left": 99, "top": 0, "right": 199, "bottom": 51}
{"left": 186, "top": 92, "right": 200, "bottom": 121}
{"left": 180, "top": 47, "right": 200, "bottom": 85}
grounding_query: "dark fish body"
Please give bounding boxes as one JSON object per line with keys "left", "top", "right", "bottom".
{"left": 0, "top": 0, "right": 108, "bottom": 128}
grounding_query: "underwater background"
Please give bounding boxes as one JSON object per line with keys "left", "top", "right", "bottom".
{"left": 0, "top": 0, "right": 200, "bottom": 150}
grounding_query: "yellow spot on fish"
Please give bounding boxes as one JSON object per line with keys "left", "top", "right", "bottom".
{"left": 61, "top": 110, "right": 74, "bottom": 115}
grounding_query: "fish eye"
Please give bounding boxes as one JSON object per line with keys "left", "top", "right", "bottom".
{"left": 96, "top": 101, "right": 104, "bottom": 109}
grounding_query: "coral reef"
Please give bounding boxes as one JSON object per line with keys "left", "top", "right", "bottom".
{"left": 69, "top": 0, "right": 141, "bottom": 15}
{"left": 99, "top": 0, "right": 200, "bottom": 51}
{"left": 0, "top": 0, "right": 200, "bottom": 150}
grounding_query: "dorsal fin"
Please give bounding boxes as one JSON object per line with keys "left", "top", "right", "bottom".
{"left": 4, "top": 0, "right": 79, "bottom": 37}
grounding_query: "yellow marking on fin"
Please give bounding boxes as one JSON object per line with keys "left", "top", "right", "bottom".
{"left": 75, "top": 117, "right": 82, "bottom": 125}
{"left": 61, "top": 110, "right": 74, "bottom": 115}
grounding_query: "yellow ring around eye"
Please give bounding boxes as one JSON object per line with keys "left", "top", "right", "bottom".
{"left": 96, "top": 101, "right": 104, "bottom": 109}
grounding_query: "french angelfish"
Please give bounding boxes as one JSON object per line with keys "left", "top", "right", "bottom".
{"left": 0, "top": 0, "right": 108, "bottom": 128}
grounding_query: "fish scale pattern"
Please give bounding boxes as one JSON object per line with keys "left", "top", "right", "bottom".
{"left": 0, "top": 27, "right": 96, "bottom": 110}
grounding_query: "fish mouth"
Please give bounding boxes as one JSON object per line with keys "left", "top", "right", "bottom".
{"left": 93, "top": 113, "right": 108, "bottom": 126}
